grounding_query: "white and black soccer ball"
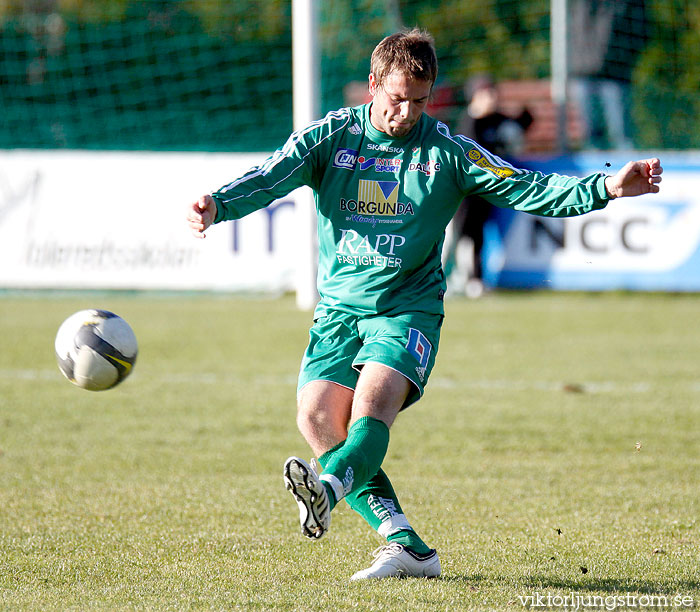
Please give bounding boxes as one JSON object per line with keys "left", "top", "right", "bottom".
{"left": 55, "top": 309, "right": 138, "bottom": 391}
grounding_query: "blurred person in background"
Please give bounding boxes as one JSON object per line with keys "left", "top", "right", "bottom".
{"left": 446, "top": 74, "right": 533, "bottom": 298}
{"left": 569, "top": 0, "right": 647, "bottom": 150}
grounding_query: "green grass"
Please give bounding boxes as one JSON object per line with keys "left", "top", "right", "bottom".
{"left": 0, "top": 292, "right": 698, "bottom": 611}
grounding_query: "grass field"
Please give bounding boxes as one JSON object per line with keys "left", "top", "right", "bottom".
{"left": 1, "top": 291, "right": 698, "bottom": 611}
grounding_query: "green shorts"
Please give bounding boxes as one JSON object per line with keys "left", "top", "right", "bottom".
{"left": 297, "top": 309, "right": 444, "bottom": 409}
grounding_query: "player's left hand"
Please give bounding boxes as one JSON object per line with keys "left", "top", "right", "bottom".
{"left": 604, "top": 158, "right": 663, "bottom": 199}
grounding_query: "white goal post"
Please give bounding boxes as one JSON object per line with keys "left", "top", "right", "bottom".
{"left": 292, "top": 0, "right": 320, "bottom": 310}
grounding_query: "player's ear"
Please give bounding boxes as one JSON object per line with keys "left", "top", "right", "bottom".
{"left": 368, "top": 73, "right": 378, "bottom": 96}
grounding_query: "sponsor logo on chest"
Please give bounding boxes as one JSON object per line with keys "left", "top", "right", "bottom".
{"left": 333, "top": 147, "right": 359, "bottom": 170}
{"left": 358, "top": 156, "right": 401, "bottom": 173}
{"left": 408, "top": 160, "right": 441, "bottom": 176}
{"left": 332, "top": 147, "right": 402, "bottom": 173}
{"left": 367, "top": 143, "right": 404, "bottom": 154}
{"left": 339, "top": 180, "right": 415, "bottom": 217}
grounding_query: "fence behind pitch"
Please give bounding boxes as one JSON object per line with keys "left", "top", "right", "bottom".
{"left": 0, "top": 1, "right": 697, "bottom": 152}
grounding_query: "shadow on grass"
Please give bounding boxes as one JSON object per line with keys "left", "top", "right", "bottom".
{"left": 521, "top": 576, "right": 700, "bottom": 595}
{"left": 440, "top": 574, "right": 700, "bottom": 595}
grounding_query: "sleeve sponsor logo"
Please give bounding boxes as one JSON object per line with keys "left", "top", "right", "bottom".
{"left": 467, "top": 148, "right": 514, "bottom": 178}
{"left": 333, "top": 148, "right": 359, "bottom": 170}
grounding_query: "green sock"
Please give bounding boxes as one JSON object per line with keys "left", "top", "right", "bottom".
{"left": 387, "top": 529, "right": 432, "bottom": 555}
{"left": 317, "top": 416, "right": 389, "bottom": 505}
{"left": 318, "top": 439, "right": 344, "bottom": 469}
{"left": 346, "top": 469, "right": 432, "bottom": 555}
{"left": 318, "top": 440, "right": 345, "bottom": 511}
{"left": 345, "top": 468, "right": 406, "bottom": 535}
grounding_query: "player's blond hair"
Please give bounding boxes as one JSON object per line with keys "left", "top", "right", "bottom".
{"left": 370, "top": 28, "right": 438, "bottom": 88}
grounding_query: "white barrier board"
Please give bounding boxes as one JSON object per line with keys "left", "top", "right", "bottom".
{"left": 0, "top": 150, "right": 300, "bottom": 292}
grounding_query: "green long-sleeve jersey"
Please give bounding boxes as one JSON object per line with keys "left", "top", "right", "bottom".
{"left": 212, "top": 103, "right": 611, "bottom": 318}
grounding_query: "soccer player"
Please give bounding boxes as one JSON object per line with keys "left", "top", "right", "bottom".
{"left": 187, "top": 29, "right": 662, "bottom": 580}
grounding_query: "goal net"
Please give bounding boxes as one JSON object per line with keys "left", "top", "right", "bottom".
{"left": 0, "top": 0, "right": 697, "bottom": 152}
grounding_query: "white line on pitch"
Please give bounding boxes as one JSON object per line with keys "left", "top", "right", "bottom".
{"left": 2, "top": 368, "right": 697, "bottom": 394}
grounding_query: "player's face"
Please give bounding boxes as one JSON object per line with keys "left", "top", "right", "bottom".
{"left": 369, "top": 71, "right": 432, "bottom": 138}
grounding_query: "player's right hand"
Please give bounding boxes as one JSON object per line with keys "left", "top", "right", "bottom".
{"left": 187, "top": 194, "right": 217, "bottom": 239}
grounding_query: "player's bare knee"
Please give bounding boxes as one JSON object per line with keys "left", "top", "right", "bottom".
{"left": 351, "top": 376, "right": 407, "bottom": 426}
{"left": 295, "top": 403, "right": 317, "bottom": 436}
{"left": 296, "top": 402, "right": 331, "bottom": 436}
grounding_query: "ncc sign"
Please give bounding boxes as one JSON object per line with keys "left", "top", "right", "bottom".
{"left": 483, "top": 154, "right": 700, "bottom": 291}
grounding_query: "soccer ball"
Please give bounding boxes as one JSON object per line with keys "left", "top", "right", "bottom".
{"left": 55, "top": 309, "right": 138, "bottom": 391}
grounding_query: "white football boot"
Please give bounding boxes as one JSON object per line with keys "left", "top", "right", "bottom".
{"left": 350, "top": 542, "right": 441, "bottom": 580}
{"left": 283, "top": 456, "right": 331, "bottom": 540}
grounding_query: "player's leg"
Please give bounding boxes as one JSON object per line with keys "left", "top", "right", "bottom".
{"left": 287, "top": 313, "right": 406, "bottom": 515}
{"left": 340, "top": 313, "right": 441, "bottom": 579}
{"left": 286, "top": 363, "right": 409, "bottom": 541}
{"left": 310, "top": 363, "right": 439, "bottom": 577}
{"left": 285, "top": 311, "right": 363, "bottom": 539}
{"left": 312, "top": 443, "right": 439, "bottom": 580}
{"left": 288, "top": 364, "right": 440, "bottom": 578}
{"left": 345, "top": 469, "right": 431, "bottom": 554}
{"left": 296, "top": 379, "right": 353, "bottom": 457}
{"left": 336, "top": 364, "right": 437, "bottom": 574}
{"left": 315, "top": 362, "right": 408, "bottom": 506}
{"left": 284, "top": 379, "right": 353, "bottom": 539}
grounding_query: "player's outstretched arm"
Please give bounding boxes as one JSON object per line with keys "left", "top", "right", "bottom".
{"left": 187, "top": 194, "right": 218, "bottom": 239}
{"left": 604, "top": 158, "right": 663, "bottom": 199}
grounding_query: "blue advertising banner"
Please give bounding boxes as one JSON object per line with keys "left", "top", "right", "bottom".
{"left": 481, "top": 153, "right": 700, "bottom": 291}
